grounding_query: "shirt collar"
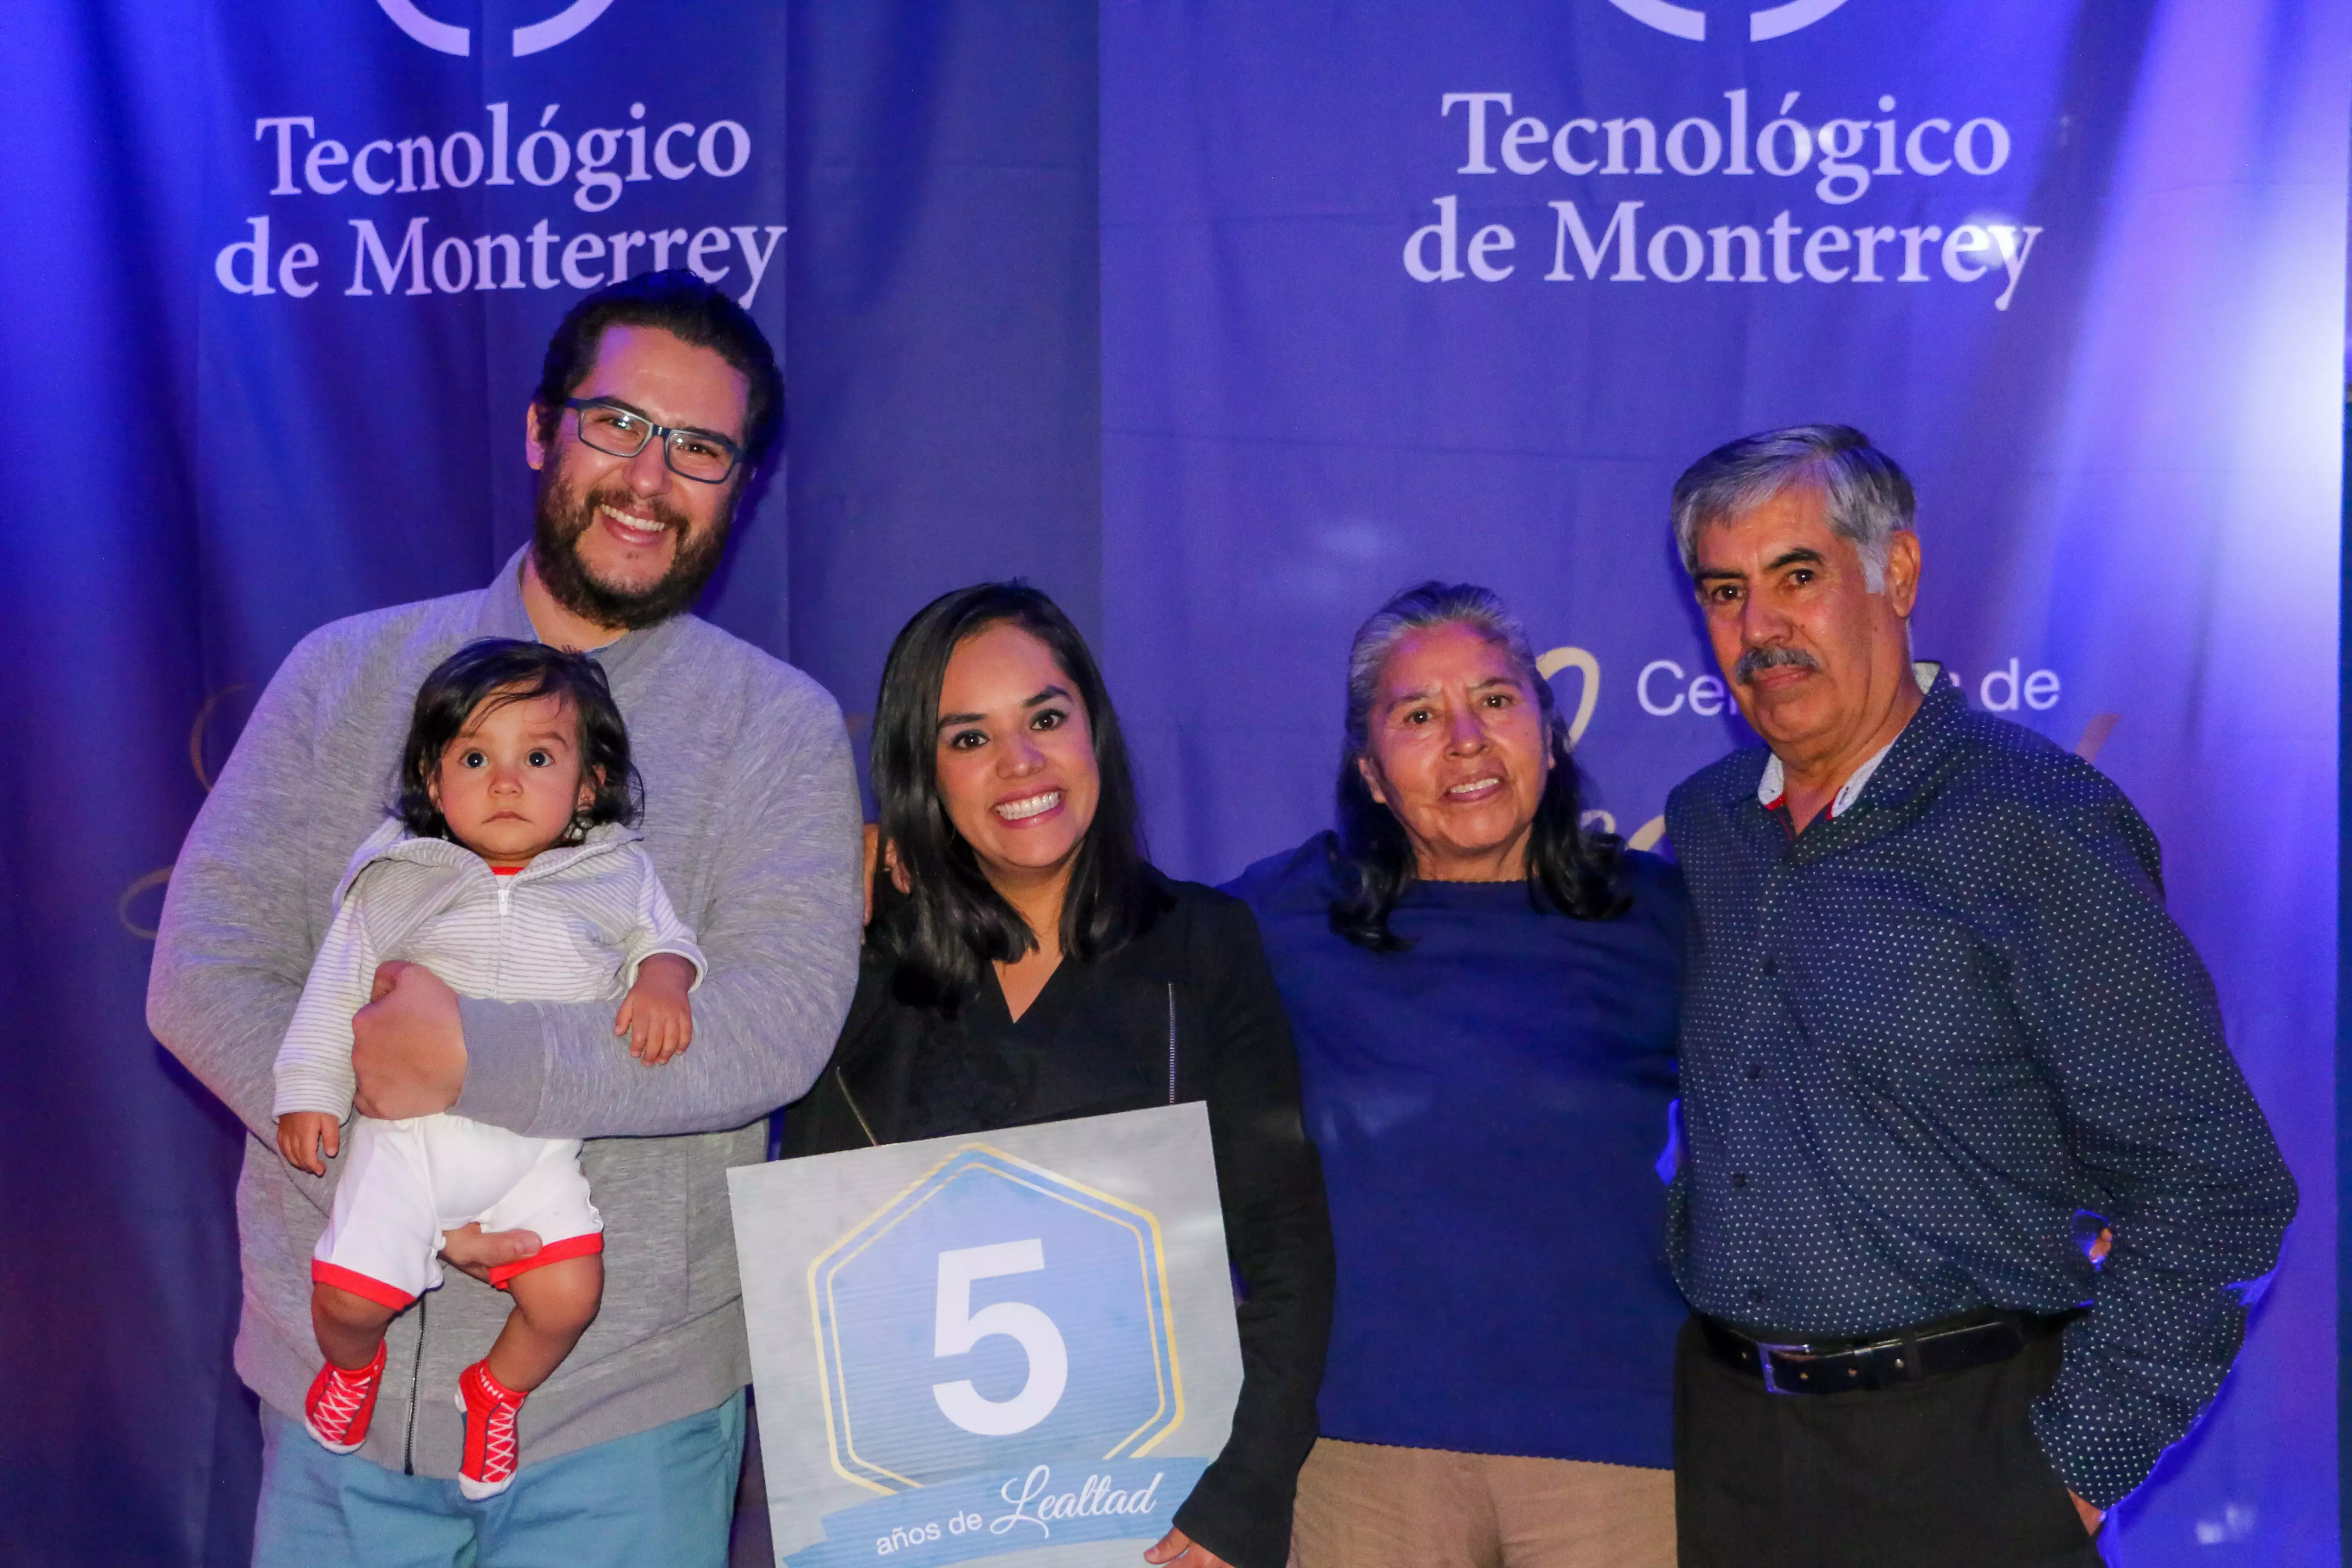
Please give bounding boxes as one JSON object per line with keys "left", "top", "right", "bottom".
{"left": 1757, "top": 739, "right": 1897, "bottom": 821}
{"left": 1755, "top": 661, "right": 1943, "bottom": 821}
{"left": 472, "top": 545, "right": 539, "bottom": 641}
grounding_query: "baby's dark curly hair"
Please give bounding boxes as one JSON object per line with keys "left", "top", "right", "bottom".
{"left": 395, "top": 638, "right": 641, "bottom": 842}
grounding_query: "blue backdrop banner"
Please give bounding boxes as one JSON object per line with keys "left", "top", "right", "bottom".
{"left": 1101, "top": 2, "right": 2342, "bottom": 1563}
{"left": 3, "top": 2, "right": 2343, "bottom": 1565}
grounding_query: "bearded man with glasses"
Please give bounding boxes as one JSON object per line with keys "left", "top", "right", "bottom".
{"left": 150, "top": 272, "right": 864, "bottom": 1566}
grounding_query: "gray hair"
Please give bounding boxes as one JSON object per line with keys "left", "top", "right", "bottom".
{"left": 1670, "top": 424, "right": 1916, "bottom": 592}
{"left": 1343, "top": 581, "right": 1559, "bottom": 760}
{"left": 1332, "top": 582, "right": 1626, "bottom": 945}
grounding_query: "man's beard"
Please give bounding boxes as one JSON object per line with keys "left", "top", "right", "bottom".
{"left": 531, "top": 467, "right": 734, "bottom": 633}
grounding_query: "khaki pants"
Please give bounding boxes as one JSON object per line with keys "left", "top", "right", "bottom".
{"left": 1290, "top": 1437, "right": 1675, "bottom": 1568}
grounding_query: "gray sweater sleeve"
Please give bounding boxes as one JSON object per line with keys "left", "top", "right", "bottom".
{"left": 451, "top": 692, "right": 864, "bottom": 1139}
{"left": 147, "top": 632, "right": 331, "bottom": 1142}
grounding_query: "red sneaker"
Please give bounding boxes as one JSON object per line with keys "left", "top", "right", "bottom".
{"left": 303, "top": 1342, "right": 387, "bottom": 1454}
{"left": 455, "top": 1359, "right": 528, "bottom": 1500}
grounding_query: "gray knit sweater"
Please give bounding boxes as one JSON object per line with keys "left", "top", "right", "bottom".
{"left": 148, "top": 549, "right": 864, "bottom": 1477}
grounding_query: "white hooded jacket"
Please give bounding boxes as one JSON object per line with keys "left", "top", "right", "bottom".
{"left": 273, "top": 819, "right": 705, "bottom": 1118}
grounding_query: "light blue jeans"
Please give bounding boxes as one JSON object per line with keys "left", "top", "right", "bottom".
{"left": 253, "top": 1390, "right": 746, "bottom": 1568}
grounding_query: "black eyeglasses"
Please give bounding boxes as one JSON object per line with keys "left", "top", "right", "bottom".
{"left": 564, "top": 398, "right": 744, "bottom": 484}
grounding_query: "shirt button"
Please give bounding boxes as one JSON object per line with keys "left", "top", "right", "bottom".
{"left": 1748, "top": 1288, "right": 1767, "bottom": 1308}
{"left": 1746, "top": 1063, "right": 1764, "bottom": 1081}
{"left": 1759, "top": 955, "right": 1777, "bottom": 977}
{"left": 1730, "top": 1173, "right": 1749, "bottom": 1190}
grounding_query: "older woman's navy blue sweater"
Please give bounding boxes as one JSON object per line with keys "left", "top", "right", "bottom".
{"left": 1225, "top": 835, "right": 1687, "bottom": 1468}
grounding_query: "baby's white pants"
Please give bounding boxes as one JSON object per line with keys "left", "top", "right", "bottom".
{"left": 310, "top": 1113, "right": 603, "bottom": 1308}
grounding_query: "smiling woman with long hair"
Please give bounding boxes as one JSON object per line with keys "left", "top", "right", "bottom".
{"left": 781, "top": 583, "right": 1334, "bottom": 1568}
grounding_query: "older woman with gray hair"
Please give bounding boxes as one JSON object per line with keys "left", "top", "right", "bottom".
{"left": 1225, "top": 582, "right": 1687, "bottom": 1568}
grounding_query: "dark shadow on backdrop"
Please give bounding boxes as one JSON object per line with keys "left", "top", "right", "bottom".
{"left": 786, "top": 0, "right": 1104, "bottom": 811}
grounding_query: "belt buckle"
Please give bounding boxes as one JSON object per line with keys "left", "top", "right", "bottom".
{"left": 1755, "top": 1341, "right": 1813, "bottom": 1395}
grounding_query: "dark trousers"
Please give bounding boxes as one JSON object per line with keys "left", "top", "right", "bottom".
{"left": 1674, "top": 1317, "right": 2104, "bottom": 1568}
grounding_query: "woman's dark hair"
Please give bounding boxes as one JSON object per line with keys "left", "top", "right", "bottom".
{"left": 868, "top": 583, "right": 1162, "bottom": 1010}
{"left": 532, "top": 270, "right": 786, "bottom": 469}
{"left": 1332, "top": 582, "right": 1627, "bottom": 951}
{"left": 395, "top": 639, "right": 641, "bottom": 842}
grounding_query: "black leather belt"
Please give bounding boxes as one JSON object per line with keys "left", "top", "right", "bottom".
{"left": 1700, "top": 1309, "right": 2070, "bottom": 1396}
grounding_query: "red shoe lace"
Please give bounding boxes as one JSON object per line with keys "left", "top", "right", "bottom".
{"left": 312, "top": 1368, "right": 371, "bottom": 1438}
{"left": 460, "top": 1362, "right": 524, "bottom": 1486}
{"left": 307, "top": 1345, "right": 384, "bottom": 1445}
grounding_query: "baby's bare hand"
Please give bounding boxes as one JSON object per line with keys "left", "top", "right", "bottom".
{"left": 617, "top": 993, "right": 693, "bottom": 1064}
{"left": 276, "top": 1112, "right": 341, "bottom": 1176}
{"left": 616, "top": 958, "right": 695, "bottom": 1066}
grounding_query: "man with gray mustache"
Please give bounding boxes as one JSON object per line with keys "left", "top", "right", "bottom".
{"left": 1731, "top": 644, "right": 1817, "bottom": 684}
{"left": 1659, "top": 425, "right": 2293, "bottom": 1567}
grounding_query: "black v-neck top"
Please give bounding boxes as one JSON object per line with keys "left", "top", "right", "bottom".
{"left": 781, "top": 873, "right": 1333, "bottom": 1568}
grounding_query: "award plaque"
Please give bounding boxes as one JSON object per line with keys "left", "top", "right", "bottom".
{"left": 729, "top": 1103, "right": 1244, "bottom": 1568}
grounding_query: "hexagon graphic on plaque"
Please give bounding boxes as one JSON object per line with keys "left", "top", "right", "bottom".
{"left": 807, "top": 1144, "right": 1185, "bottom": 1491}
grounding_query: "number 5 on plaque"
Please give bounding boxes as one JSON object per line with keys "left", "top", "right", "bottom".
{"left": 932, "top": 1240, "right": 1069, "bottom": 1435}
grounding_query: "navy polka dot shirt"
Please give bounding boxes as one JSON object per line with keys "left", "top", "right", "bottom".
{"left": 1666, "top": 675, "right": 2296, "bottom": 1509}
